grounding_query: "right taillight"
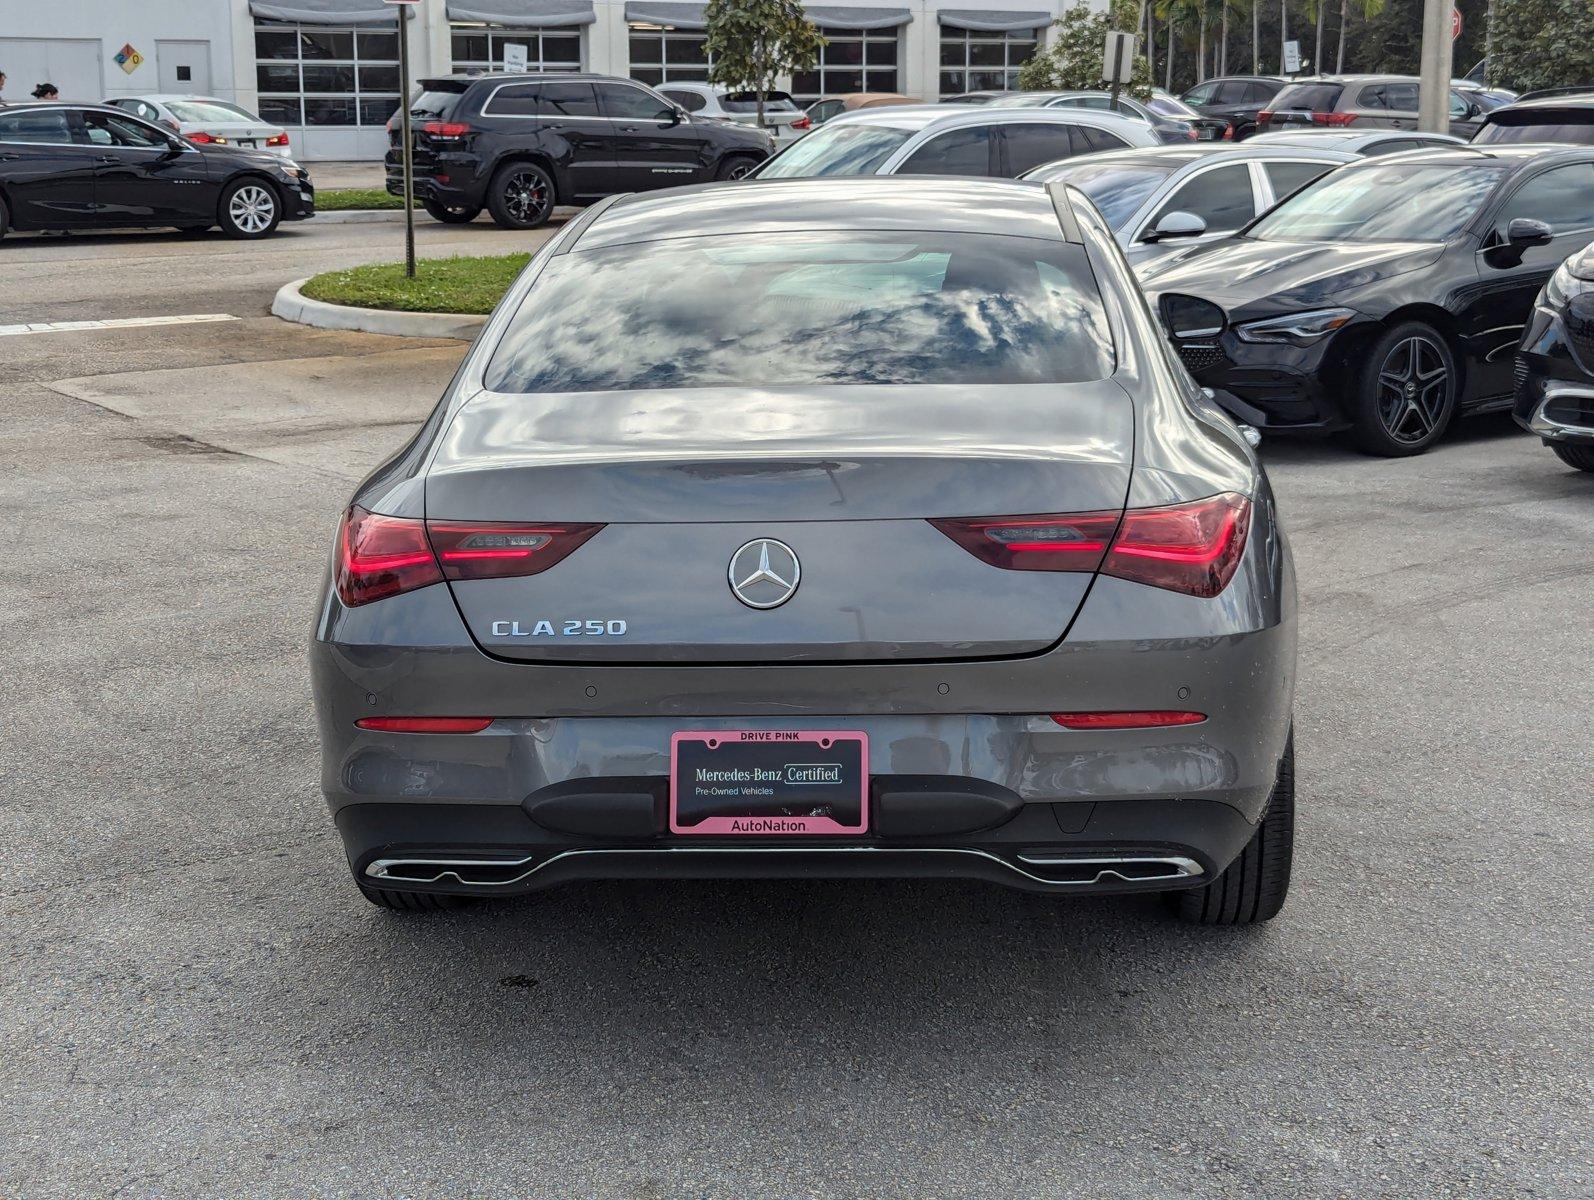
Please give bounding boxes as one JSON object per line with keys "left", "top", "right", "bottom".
{"left": 1257, "top": 109, "right": 1274, "bottom": 123}
{"left": 931, "top": 493, "right": 1250, "bottom": 598}
{"left": 334, "top": 508, "right": 604, "bottom": 606}
{"left": 422, "top": 121, "right": 472, "bottom": 140}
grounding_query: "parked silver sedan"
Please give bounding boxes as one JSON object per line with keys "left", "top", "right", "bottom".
{"left": 1021, "top": 143, "right": 1356, "bottom": 267}
{"left": 104, "top": 95, "right": 292, "bottom": 157}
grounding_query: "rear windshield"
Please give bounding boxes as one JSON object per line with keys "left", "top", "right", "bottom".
{"left": 409, "top": 83, "right": 467, "bottom": 119}
{"left": 166, "top": 100, "right": 259, "bottom": 124}
{"left": 1148, "top": 94, "right": 1201, "bottom": 118}
{"left": 485, "top": 231, "right": 1114, "bottom": 392}
{"left": 1271, "top": 83, "right": 1345, "bottom": 110}
{"left": 756, "top": 123, "right": 914, "bottom": 177}
{"left": 1023, "top": 160, "right": 1181, "bottom": 227}
{"left": 720, "top": 90, "right": 800, "bottom": 113}
{"left": 1473, "top": 111, "right": 1594, "bottom": 145}
{"left": 1248, "top": 160, "right": 1508, "bottom": 241}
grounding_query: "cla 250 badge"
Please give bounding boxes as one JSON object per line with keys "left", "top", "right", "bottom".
{"left": 490, "top": 619, "right": 628, "bottom": 637}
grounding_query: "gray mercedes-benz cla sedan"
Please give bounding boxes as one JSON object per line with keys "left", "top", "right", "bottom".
{"left": 311, "top": 177, "right": 1298, "bottom": 924}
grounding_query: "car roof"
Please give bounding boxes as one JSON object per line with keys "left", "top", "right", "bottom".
{"left": 1352, "top": 144, "right": 1594, "bottom": 167}
{"left": 1027, "top": 142, "right": 1356, "bottom": 177}
{"left": 578, "top": 177, "right": 1069, "bottom": 250}
{"left": 1248, "top": 129, "right": 1462, "bottom": 145}
{"left": 827, "top": 102, "right": 1151, "bottom": 135}
{"left": 1491, "top": 94, "right": 1594, "bottom": 112}
{"left": 115, "top": 94, "right": 235, "bottom": 104}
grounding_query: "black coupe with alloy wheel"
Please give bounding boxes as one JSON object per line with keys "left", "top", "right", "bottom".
{"left": 1515, "top": 241, "right": 1594, "bottom": 471}
{"left": 384, "top": 73, "right": 773, "bottom": 229}
{"left": 1140, "top": 145, "right": 1594, "bottom": 455}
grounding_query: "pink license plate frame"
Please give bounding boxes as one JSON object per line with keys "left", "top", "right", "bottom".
{"left": 669, "top": 730, "right": 869, "bottom": 836}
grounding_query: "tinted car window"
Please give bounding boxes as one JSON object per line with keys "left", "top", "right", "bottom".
{"left": 1244, "top": 81, "right": 1280, "bottom": 104}
{"left": 1213, "top": 81, "right": 1247, "bottom": 104}
{"left": 1384, "top": 83, "right": 1419, "bottom": 111}
{"left": 1263, "top": 159, "right": 1333, "bottom": 199}
{"left": 1149, "top": 163, "right": 1255, "bottom": 233}
{"left": 410, "top": 86, "right": 467, "bottom": 119}
{"left": 1358, "top": 85, "right": 1389, "bottom": 110}
{"left": 80, "top": 110, "right": 168, "bottom": 148}
{"left": 167, "top": 100, "right": 257, "bottom": 124}
{"left": 1003, "top": 123, "right": 1077, "bottom": 175}
{"left": 721, "top": 91, "right": 800, "bottom": 114}
{"left": 1249, "top": 160, "right": 1508, "bottom": 241}
{"left": 1075, "top": 125, "right": 1128, "bottom": 153}
{"left": 597, "top": 82, "right": 673, "bottom": 121}
{"left": 1495, "top": 163, "right": 1594, "bottom": 234}
{"left": 756, "top": 123, "right": 913, "bottom": 177}
{"left": 1184, "top": 82, "right": 1219, "bottom": 105}
{"left": 662, "top": 88, "right": 707, "bottom": 113}
{"left": 898, "top": 125, "right": 992, "bottom": 175}
{"left": 1272, "top": 83, "right": 1345, "bottom": 110}
{"left": 485, "top": 231, "right": 1116, "bottom": 392}
{"left": 0, "top": 108, "right": 73, "bottom": 142}
{"left": 536, "top": 81, "right": 600, "bottom": 117}
{"left": 485, "top": 84, "right": 539, "bottom": 116}
{"left": 1473, "top": 112, "right": 1594, "bottom": 146}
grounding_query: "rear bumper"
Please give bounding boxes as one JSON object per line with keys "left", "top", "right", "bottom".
{"left": 338, "top": 795, "right": 1258, "bottom": 898}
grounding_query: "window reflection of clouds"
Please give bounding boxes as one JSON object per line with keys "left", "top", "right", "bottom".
{"left": 485, "top": 232, "right": 1115, "bottom": 393}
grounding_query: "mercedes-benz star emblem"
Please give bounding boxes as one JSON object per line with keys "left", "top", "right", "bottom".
{"left": 728, "top": 538, "right": 801, "bottom": 610}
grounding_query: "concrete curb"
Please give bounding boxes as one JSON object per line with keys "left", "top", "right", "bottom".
{"left": 271, "top": 277, "right": 486, "bottom": 339}
{"left": 313, "top": 208, "right": 412, "bottom": 224}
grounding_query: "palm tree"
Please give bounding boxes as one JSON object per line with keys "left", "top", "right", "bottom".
{"left": 1253, "top": 0, "right": 1261, "bottom": 74}
{"left": 1336, "top": 0, "right": 1386, "bottom": 72}
{"left": 1305, "top": 0, "right": 1325, "bottom": 72}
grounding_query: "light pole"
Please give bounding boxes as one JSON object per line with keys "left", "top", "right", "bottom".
{"left": 1417, "top": 0, "right": 1455, "bottom": 133}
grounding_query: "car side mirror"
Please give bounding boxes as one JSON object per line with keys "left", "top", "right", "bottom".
{"left": 667, "top": 106, "right": 686, "bottom": 125}
{"left": 162, "top": 136, "right": 187, "bottom": 156}
{"left": 1142, "top": 210, "right": 1208, "bottom": 243}
{"left": 1507, "top": 217, "right": 1553, "bottom": 248}
{"left": 1161, "top": 293, "right": 1226, "bottom": 340}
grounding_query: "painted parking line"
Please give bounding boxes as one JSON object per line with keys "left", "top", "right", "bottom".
{"left": 0, "top": 313, "right": 240, "bottom": 337}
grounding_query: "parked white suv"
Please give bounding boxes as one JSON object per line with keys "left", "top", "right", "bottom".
{"left": 655, "top": 84, "right": 812, "bottom": 145}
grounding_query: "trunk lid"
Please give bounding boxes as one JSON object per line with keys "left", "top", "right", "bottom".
{"left": 426, "top": 383, "right": 1133, "bottom": 664}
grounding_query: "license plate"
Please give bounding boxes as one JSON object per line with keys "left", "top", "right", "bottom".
{"left": 670, "top": 730, "right": 868, "bottom": 835}
{"left": 1198, "top": 128, "right": 1216, "bottom": 139}
{"left": 238, "top": 139, "right": 257, "bottom": 148}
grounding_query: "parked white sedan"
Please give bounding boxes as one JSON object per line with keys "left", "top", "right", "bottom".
{"left": 654, "top": 83, "right": 812, "bottom": 146}
{"left": 104, "top": 95, "right": 293, "bottom": 157}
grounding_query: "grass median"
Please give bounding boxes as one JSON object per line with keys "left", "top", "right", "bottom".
{"left": 315, "top": 187, "right": 412, "bottom": 211}
{"left": 299, "top": 253, "right": 532, "bottom": 315}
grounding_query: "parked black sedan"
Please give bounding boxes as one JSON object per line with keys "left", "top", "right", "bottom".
{"left": 1140, "top": 145, "right": 1594, "bottom": 455}
{"left": 0, "top": 102, "right": 313, "bottom": 239}
{"left": 1180, "top": 75, "right": 1287, "bottom": 141}
{"left": 1515, "top": 241, "right": 1594, "bottom": 471}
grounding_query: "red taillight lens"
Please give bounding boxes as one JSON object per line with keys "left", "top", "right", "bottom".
{"left": 1050, "top": 711, "right": 1206, "bottom": 730}
{"left": 356, "top": 716, "right": 493, "bottom": 733}
{"left": 928, "top": 512, "right": 1120, "bottom": 573}
{"left": 931, "top": 493, "right": 1250, "bottom": 597}
{"left": 423, "top": 121, "right": 472, "bottom": 140}
{"left": 1257, "top": 110, "right": 1274, "bottom": 123}
{"left": 1102, "top": 493, "right": 1250, "bottom": 598}
{"left": 790, "top": 115, "right": 812, "bottom": 131}
{"left": 1311, "top": 111, "right": 1357, "bottom": 126}
{"left": 1184, "top": 125, "right": 1199, "bottom": 140}
{"left": 187, "top": 131, "right": 228, "bottom": 144}
{"left": 425, "top": 520, "right": 605, "bottom": 582}
{"left": 1222, "top": 123, "right": 1234, "bottom": 140}
{"left": 266, "top": 132, "right": 290, "bottom": 147}
{"left": 336, "top": 507, "right": 444, "bottom": 607}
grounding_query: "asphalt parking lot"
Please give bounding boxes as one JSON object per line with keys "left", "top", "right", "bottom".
{"left": 1, "top": 217, "right": 1590, "bottom": 1199}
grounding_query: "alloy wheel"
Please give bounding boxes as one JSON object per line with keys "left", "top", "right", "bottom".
{"left": 1376, "top": 335, "right": 1450, "bottom": 444}
{"left": 228, "top": 184, "right": 276, "bottom": 234}
{"left": 725, "top": 160, "right": 755, "bottom": 180}
{"left": 503, "top": 171, "right": 550, "bottom": 225}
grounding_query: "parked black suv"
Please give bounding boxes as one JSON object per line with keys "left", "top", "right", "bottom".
{"left": 1180, "top": 75, "right": 1287, "bottom": 141}
{"left": 386, "top": 73, "right": 774, "bottom": 228}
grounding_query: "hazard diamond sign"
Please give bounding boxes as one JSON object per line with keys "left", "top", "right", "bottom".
{"left": 114, "top": 43, "right": 145, "bottom": 74}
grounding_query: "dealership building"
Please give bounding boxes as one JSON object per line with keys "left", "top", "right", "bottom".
{"left": 0, "top": 0, "right": 1082, "bottom": 159}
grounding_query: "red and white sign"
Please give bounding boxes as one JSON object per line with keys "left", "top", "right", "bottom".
{"left": 1451, "top": 7, "right": 1462, "bottom": 40}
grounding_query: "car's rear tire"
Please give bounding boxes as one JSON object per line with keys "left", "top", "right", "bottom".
{"left": 218, "top": 178, "right": 282, "bottom": 239}
{"left": 486, "top": 162, "right": 555, "bottom": 229}
{"left": 357, "top": 881, "right": 475, "bottom": 911}
{"left": 1348, "top": 320, "right": 1458, "bottom": 456}
{"left": 1166, "top": 731, "right": 1294, "bottom": 925}
{"left": 422, "top": 198, "right": 482, "bottom": 224}
{"left": 716, "top": 155, "right": 760, "bottom": 181}
{"left": 1550, "top": 442, "right": 1594, "bottom": 472}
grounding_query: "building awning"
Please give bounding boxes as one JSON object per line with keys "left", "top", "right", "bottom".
{"left": 623, "top": 2, "right": 708, "bottom": 29}
{"left": 806, "top": 6, "right": 912, "bottom": 30}
{"left": 249, "top": 0, "right": 398, "bottom": 25}
{"left": 937, "top": 8, "right": 1050, "bottom": 32}
{"left": 446, "top": 0, "right": 596, "bottom": 25}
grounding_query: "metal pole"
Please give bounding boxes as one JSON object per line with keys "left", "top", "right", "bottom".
{"left": 1417, "top": 0, "right": 1454, "bottom": 133}
{"left": 398, "top": 5, "right": 416, "bottom": 279}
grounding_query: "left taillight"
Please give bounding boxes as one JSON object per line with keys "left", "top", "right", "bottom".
{"left": 335, "top": 506, "right": 443, "bottom": 607}
{"left": 266, "top": 132, "right": 290, "bottom": 147}
{"left": 333, "top": 507, "right": 606, "bottom": 606}
{"left": 422, "top": 121, "right": 472, "bottom": 141}
{"left": 790, "top": 115, "right": 812, "bottom": 131}
{"left": 187, "top": 131, "right": 226, "bottom": 144}
{"left": 930, "top": 493, "right": 1251, "bottom": 598}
